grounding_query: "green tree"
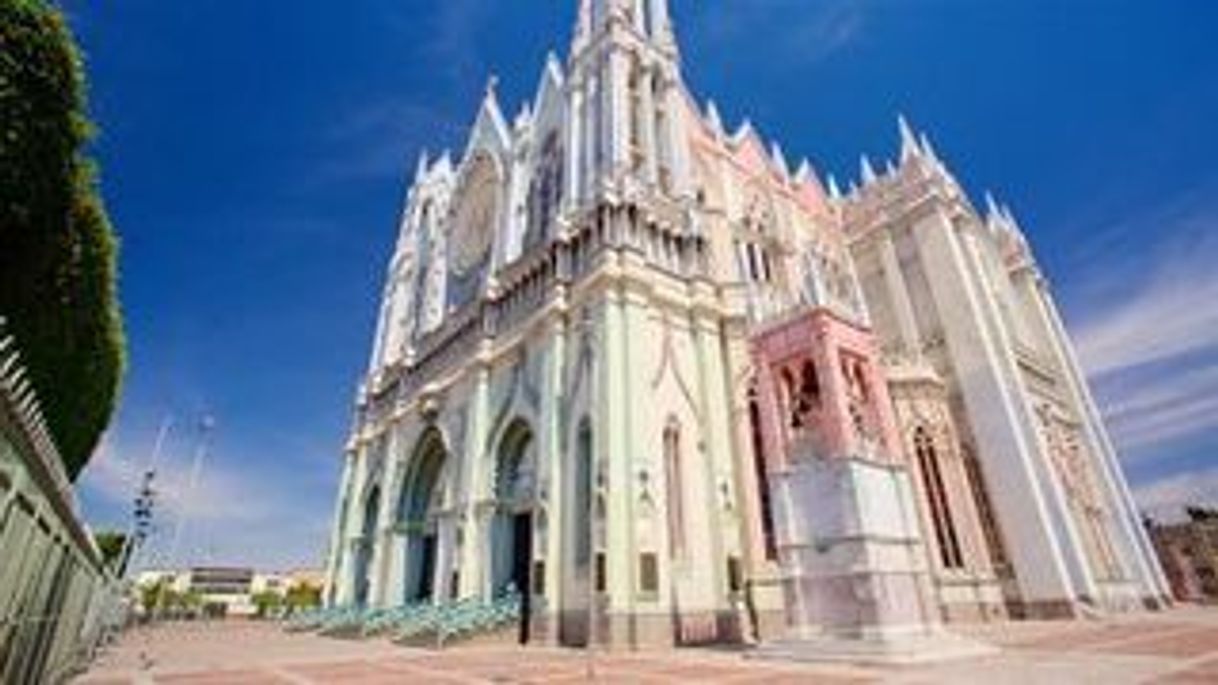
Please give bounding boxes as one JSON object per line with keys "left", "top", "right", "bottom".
{"left": 251, "top": 590, "right": 283, "bottom": 619}
{"left": 139, "top": 579, "right": 166, "bottom": 615}
{"left": 0, "top": 0, "right": 126, "bottom": 479}
{"left": 92, "top": 530, "right": 127, "bottom": 572}
{"left": 284, "top": 582, "right": 322, "bottom": 614}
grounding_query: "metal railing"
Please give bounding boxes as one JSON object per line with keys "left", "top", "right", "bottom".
{"left": 0, "top": 317, "right": 122, "bottom": 683}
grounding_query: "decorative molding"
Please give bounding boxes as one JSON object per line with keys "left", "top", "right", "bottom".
{"left": 648, "top": 311, "right": 702, "bottom": 422}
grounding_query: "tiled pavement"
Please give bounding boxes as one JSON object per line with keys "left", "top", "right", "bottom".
{"left": 73, "top": 606, "right": 1218, "bottom": 684}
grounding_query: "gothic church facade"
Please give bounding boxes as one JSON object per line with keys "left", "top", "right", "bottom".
{"left": 324, "top": 0, "right": 1169, "bottom": 647}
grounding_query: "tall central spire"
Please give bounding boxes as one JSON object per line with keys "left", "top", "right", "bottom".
{"left": 571, "top": 0, "right": 676, "bottom": 58}
{"left": 564, "top": 0, "right": 690, "bottom": 207}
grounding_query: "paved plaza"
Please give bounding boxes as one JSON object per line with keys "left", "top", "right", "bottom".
{"left": 74, "top": 606, "right": 1218, "bottom": 684}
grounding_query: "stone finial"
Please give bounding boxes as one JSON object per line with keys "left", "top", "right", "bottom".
{"left": 1001, "top": 203, "right": 1025, "bottom": 236}
{"left": 414, "top": 150, "right": 431, "bottom": 183}
{"left": 898, "top": 114, "right": 921, "bottom": 162}
{"left": 919, "top": 132, "right": 940, "bottom": 164}
{"left": 860, "top": 154, "right": 878, "bottom": 185}
{"left": 794, "top": 159, "right": 813, "bottom": 184}
{"left": 771, "top": 142, "right": 791, "bottom": 179}
{"left": 985, "top": 191, "right": 1002, "bottom": 222}
{"left": 705, "top": 100, "right": 724, "bottom": 137}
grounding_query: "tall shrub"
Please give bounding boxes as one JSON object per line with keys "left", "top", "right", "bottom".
{"left": 0, "top": 0, "right": 126, "bottom": 479}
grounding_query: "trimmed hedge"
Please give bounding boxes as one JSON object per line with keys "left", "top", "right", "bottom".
{"left": 1, "top": 0, "right": 126, "bottom": 480}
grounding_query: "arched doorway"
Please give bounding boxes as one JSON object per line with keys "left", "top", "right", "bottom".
{"left": 492, "top": 420, "right": 537, "bottom": 644}
{"left": 353, "top": 487, "right": 380, "bottom": 607}
{"left": 399, "top": 432, "right": 446, "bottom": 603}
{"left": 560, "top": 417, "right": 595, "bottom": 647}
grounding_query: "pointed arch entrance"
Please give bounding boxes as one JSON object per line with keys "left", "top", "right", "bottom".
{"left": 399, "top": 430, "right": 447, "bottom": 603}
{"left": 491, "top": 419, "right": 538, "bottom": 644}
{"left": 353, "top": 487, "right": 381, "bottom": 607}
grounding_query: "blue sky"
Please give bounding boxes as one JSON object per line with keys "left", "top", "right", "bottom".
{"left": 63, "top": 0, "right": 1218, "bottom": 570}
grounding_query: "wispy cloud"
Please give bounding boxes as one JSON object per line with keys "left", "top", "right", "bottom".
{"left": 311, "top": 1, "right": 494, "bottom": 183}
{"left": 318, "top": 100, "right": 469, "bottom": 182}
{"left": 1069, "top": 200, "right": 1218, "bottom": 462}
{"left": 423, "top": 0, "right": 495, "bottom": 86}
{"left": 1073, "top": 232, "right": 1218, "bottom": 378}
{"left": 1099, "top": 364, "right": 1218, "bottom": 450}
{"left": 79, "top": 427, "right": 335, "bottom": 571}
{"left": 695, "top": 0, "right": 866, "bottom": 66}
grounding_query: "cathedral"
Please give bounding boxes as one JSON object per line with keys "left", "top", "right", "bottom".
{"left": 324, "top": 0, "right": 1170, "bottom": 650}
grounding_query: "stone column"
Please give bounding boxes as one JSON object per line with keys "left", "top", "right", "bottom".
{"left": 600, "top": 278, "right": 635, "bottom": 645}
{"left": 878, "top": 232, "right": 922, "bottom": 359}
{"left": 460, "top": 364, "right": 493, "bottom": 598}
{"left": 369, "top": 427, "right": 404, "bottom": 608}
{"left": 332, "top": 446, "right": 367, "bottom": 607}
{"left": 567, "top": 85, "right": 584, "bottom": 207}
{"left": 689, "top": 285, "right": 736, "bottom": 635}
{"left": 380, "top": 427, "right": 412, "bottom": 608}
{"left": 539, "top": 311, "right": 568, "bottom": 642}
{"left": 726, "top": 330, "right": 770, "bottom": 574}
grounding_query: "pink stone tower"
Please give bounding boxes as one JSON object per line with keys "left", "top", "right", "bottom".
{"left": 751, "top": 306, "right": 988, "bottom": 661}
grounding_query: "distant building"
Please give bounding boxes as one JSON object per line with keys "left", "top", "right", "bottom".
{"left": 1149, "top": 515, "right": 1218, "bottom": 602}
{"left": 188, "top": 567, "right": 254, "bottom": 597}
{"left": 134, "top": 567, "right": 299, "bottom": 618}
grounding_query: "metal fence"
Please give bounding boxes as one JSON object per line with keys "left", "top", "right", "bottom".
{"left": 0, "top": 318, "right": 122, "bottom": 683}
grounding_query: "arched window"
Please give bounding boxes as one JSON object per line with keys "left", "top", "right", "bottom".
{"left": 526, "top": 133, "right": 563, "bottom": 250}
{"left": 915, "top": 428, "right": 964, "bottom": 570}
{"left": 664, "top": 420, "right": 686, "bottom": 559}
{"left": 574, "top": 419, "right": 593, "bottom": 569}
{"left": 780, "top": 368, "right": 801, "bottom": 430}
{"left": 748, "top": 398, "right": 778, "bottom": 561}
{"left": 853, "top": 362, "right": 869, "bottom": 402}
{"left": 799, "top": 360, "right": 820, "bottom": 413}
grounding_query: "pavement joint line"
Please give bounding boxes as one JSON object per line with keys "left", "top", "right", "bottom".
{"left": 72, "top": 610, "right": 1218, "bottom": 684}
{"left": 370, "top": 655, "right": 489, "bottom": 684}
{"left": 1095, "top": 624, "right": 1218, "bottom": 649}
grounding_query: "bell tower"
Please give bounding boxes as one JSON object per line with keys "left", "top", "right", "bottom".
{"left": 565, "top": 0, "right": 692, "bottom": 208}
{"left": 750, "top": 304, "right": 991, "bottom": 660}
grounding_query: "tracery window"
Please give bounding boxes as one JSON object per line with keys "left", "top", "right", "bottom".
{"left": 526, "top": 133, "right": 563, "bottom": 250}
{"left": 656, "top": 95, "right": 671, "bottom": 191}
{"left": 575, "top": 419, "right": 593, "bottom": 568}
{"left": 628, "top": 66, "right": 644, "bottom": 169}
{"left": 737, "top": 241, "right": 775, "bottom": 285}
{"left": 798, "top": 361, "right": 821, "bottom": 414}
{"left": 916, "top": 427, "right": 964, "bottom": 570}
{"left": 748, "top": 397, "right": 778, "bottom": 561}
{"left": 779, "top": 368, "right": 801, "bottom": 430}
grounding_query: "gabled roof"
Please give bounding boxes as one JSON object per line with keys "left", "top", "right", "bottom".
{"left": 462, "top": 80, "right": 513, "bottom": 166}
{"left": 530, "top": 51, "right": 566, "bottom": 128}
